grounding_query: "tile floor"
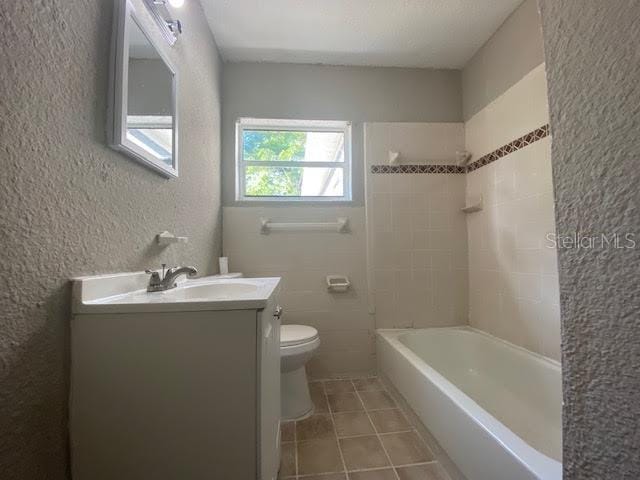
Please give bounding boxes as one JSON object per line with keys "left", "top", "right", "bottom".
{"left": 279, "top": 377, "right": 451, "bottom": 480}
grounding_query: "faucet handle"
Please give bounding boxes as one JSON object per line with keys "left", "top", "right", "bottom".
{"left": 145, "top": 269, "right": 162, "bottom": 286}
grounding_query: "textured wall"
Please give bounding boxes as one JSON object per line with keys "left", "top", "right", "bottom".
{"left": 0, "top": 1, "right": 222, "bottom": 478}
{"left": 462, "top": 0, "right": 544, "bottom": 120}
{"left": 222, "top": 62, "right": 462, "bottom": 206}
{"left": 538, "top": 1, "right": 640, "bottom": 478}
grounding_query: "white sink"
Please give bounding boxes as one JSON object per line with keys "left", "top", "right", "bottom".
{"left": 164, "top": 282, "right": 259, "bottom": 300}
{"left": 72, "top": 272, "right": 281, "bottom": 314}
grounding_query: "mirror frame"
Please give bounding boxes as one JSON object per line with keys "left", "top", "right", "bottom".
{"left": 108, "top": 0, "right": 179, "bottom": 178}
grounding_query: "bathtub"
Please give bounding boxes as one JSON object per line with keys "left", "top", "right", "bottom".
{"left": 377, "top": 327, "right": 562, "bottom": 480}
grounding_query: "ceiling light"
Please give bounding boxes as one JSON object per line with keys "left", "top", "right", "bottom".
{"left": 168, "top": 0, "right": 184, "bottom": 7}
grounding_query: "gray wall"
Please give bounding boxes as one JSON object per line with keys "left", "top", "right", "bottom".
{"left": 462, "top": 0, "right": 544, "bottom": 120}
{"left": 0, "top": 1, "right": 222, "bottom": 478}
{"left": 538, "top": 1, "right": 640, "bottom": 478}
{"left": 222, "top": 62, "right": 462, "bottom": 205}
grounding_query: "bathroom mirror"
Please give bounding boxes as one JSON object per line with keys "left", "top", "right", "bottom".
{"left": 108, "top": 0, "right": 178, "bottom": 177}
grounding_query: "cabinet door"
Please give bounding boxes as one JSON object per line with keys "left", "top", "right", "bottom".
{"left": 258, "top": 298, "right": 281, "bottom": 480}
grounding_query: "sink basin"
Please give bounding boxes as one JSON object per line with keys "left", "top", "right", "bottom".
{"left": 162, "top": 282, "right": 259, "bottom": 300}
{"left": 72, "top": 273, "right": 281, "bottom": 314}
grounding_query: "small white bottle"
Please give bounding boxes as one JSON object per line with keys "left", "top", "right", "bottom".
{"left": 218, "top": 257, "right": 229, "bottom": 275}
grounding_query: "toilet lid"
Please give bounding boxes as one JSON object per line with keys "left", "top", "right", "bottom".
{"left": 280, "top": 325, "right": 319, "bottom": 347}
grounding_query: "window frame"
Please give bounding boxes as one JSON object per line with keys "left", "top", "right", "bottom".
{"left": 235, "top": 118, "right": 352, "bottom": 202}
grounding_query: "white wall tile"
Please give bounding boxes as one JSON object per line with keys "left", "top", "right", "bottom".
{"left": 223, "top": 206, "right": 374, "bottom": 376}
{"left": 463, "top": 67, "right": 560, "bottom": 361}
{"left": 365, "top": 123, "right": 469, "bottom": 331}
{"left": 465, "top": 64, "right": 550, "bottom": 160}
{"left": 365, "top": 122, "right": 465, "bottom": 166}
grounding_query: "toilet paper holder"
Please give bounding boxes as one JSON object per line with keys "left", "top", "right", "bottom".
{"left": 326, "top": 275, "right": 351, "bottom": 293}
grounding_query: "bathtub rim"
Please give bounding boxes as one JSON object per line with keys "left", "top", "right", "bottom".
{"left": 376, "top": 326, "right": 562, "bottom": 479}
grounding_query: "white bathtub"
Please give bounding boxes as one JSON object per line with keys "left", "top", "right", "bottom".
{"left": 377, "top": 327, "right": 562, "bottom": 480}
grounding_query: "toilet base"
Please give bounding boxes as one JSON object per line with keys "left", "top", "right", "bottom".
{"left": 281, "top": 366, "right": 313, "bottom": 420}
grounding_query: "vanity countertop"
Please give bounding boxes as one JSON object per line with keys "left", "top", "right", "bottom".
{"left": 72, "top": 272, "right": 281, "bottom": 314}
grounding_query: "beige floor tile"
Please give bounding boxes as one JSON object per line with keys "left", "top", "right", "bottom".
{"left": 279, "top": 442, "right": 296, "bottom": 478}
{"left": 281, "top": 421, "right": 295, "bottom": 442}
{"left": 359, "top": 390, "right": 396, "bottom": 410}
{"left": 309, "top": 381, "right": 326, "bottom": 395}
{"left": 297, "top": 438, "right": 344, "bottom": 476}
{"left": 327, "top": 392, "right": 364, "bottom": 413}
{"left": 339, "top": 435, "right": 390, "bottom": 470}
{"left": 311, "top": 387, "right": 330, "bottom": 414}
{"left": 333, "top": 411, "right": 375, "bottom": 437}
{"left": 300, "top": 474, "right": 347, "bottom": 480}
{"left": 352, "top": 377, "right": 385, "bottom": 392}
{"left": 380, "top": 432, "right": 434, "bottom": 466}
{"left": 296, "top": 414, "right": 335, "bottom": 441}
{"left": 324, "top": 379, "right": 356, "bottom": 394}
{"left": 368, "top": 409, "right": 411, "bottom": 433}
{"left": 348, "top": 469, "right": 397, "bottom": 480}
{"left": 396, "top": 462, "right": 450, "bottom": 480}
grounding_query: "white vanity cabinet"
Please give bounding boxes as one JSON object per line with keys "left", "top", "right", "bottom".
{"left": 69, "top": 274, "right": 282, "bottom": 480}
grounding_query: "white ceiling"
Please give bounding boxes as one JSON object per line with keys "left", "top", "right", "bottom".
{"left": 201, "top": 0, "right": 523, "bottom": 69}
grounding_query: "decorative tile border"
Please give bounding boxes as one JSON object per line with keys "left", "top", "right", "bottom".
{"left": 370, "top": 124, "right": 550, "bottom": 175}
{"left": 370, "top": 164, "right": 466, "bottom": 174}
{"left": 466, "top": 124, "right": 549, "bottom": 172}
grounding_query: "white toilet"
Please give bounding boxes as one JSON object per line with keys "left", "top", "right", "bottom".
{"left": 280, "top": 325, "right": 320, "bottom": 420}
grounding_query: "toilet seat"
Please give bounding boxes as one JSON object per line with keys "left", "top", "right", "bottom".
{"left": 280, "top": 325, "right": 319, "bottom": 347}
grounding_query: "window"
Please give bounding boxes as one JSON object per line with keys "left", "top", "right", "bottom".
{"left": 236, "top": 118, "right": 352, "bottom": 201}
{"left": 126, "top": 115, "right": 173, "bottom": 166}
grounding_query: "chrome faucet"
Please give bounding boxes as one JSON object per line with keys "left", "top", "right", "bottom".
{"left": 145, "top": 264, "right": 198, "bottom": 292}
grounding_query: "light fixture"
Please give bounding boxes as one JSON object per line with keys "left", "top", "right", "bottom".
{"left": 145, "top": 0, "right": 184, "bottom": 45}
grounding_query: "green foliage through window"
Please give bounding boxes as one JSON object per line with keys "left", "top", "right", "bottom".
{"left": 243, "top": 130, "right": 305, "bottom": 196}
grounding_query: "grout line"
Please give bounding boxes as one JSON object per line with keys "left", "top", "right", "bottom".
{"left": 336, "top": 429, "right": 413, "bottom": 440}
{"left": 297, "top": 378, "right": 439, "bottom": 480}
{"left": 293, "top": 417, "right": 298, "bottom": 479}
{"left": 342, "top": 461, "right": 437, "bottom": 474}
{"left": 324, "top": 381, "right": 350, "bottom": 480}
{"left": 351, "top": 379, "right": 402, "bottom": 480}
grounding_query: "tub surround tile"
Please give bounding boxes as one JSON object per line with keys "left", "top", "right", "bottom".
{"left": 371, "top": 164, "right": 466, "bottom": 174}
{"left": 370, "top": 125, "right": 550, "bottom": 176}
{"left": 466, "top": 125, "right": 550, "bottom": 173}
{"left": 369, "top": 409, "right": 411, "bottom": 433}
{"left": 465, "top": 136, "right": 560, "bottom": 360}
{"left": 380, "top": 432, "right": 434, "bottom": 466}
{"left": 327, "top": 393, "right": 365, "bottom": 413}
{"left": 333, "top": 411, "right": 376, "bottom": 437}
{"left": 358, "top": 391, "right": 396, "bottom": 411}
{"left": 339, "top": 435, "right": 390, "bottom": 470}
